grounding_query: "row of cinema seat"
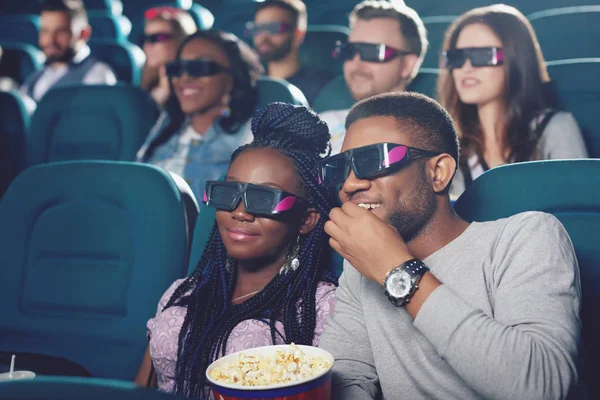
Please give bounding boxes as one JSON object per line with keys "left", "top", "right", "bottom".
{"left": 0, "top": 376, "right": 186, "bottom": 399}
{"left": 1, "top": 4, "right": 600, "bottom": 85}
{"left": 0, "top": 79, "right": 308, "bottom": 197}
{"left": 1, "top": 55, "right": 599, "bottom": 195}
{"left": 0, "top": 37, "right": 147, "bottom": 84}
{"left": 0, "top": 157, "right": 598, "bottom": 397}
{"left": 0, "top": 22, "right": 348, "bottom": 85}
{"left": 1, "top": 0, "right": 598, "bottom": 29}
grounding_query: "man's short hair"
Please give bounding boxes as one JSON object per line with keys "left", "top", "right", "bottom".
{"left": 346, "top": 92, "right": 460, "bottom": 167}
{"left": 41, "top": 0, "right": 88, "bottom": 28}
{"left": 350, "top": 0, "right": 428, "bottom": 81}
{"left": 255, "top": 0, "right": 307, "bottom": 31}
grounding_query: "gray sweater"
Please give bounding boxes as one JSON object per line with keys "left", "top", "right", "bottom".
{"left": 320, "top": 212, "right": 582, "bottom": 400}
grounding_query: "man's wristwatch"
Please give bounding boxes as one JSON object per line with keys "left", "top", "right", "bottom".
{"left": 383, "top": 258, "right": 429, "bottom": 307}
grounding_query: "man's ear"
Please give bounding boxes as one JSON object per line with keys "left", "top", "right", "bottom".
{"left": 428, "top": 153, "right": 457, "bottom": 194}
{"left": 79, "top": 24, "right": 92, "bottom": 42}
{"left": 293, "top": 28, "right": 306, "bottom": 49}
{"left": 299, "top": 207, "right": 320, "bottom": 235}
{"left": 400, "top": 53, "right": 419, "bottom": 81}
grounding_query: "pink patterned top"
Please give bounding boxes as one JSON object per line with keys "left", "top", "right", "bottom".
{"left": 147, "top": 279, "right": 337, "bottom": 393}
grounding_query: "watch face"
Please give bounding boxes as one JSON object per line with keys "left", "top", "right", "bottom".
{"left": 386, "top": 270, "right": 412, "bottom": 298}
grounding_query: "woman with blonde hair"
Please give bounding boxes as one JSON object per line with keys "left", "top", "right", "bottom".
{"left": 437, "top": 4, "right": 587, "bottom": 197}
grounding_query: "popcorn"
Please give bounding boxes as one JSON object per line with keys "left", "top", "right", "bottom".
{"left": 209, "top": 344, "right": 331, "bottom": 387}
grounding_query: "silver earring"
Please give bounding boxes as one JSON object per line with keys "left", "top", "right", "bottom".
{"left": 220, "top": 94, "right": 231, "bottom": 118}
{"left": 280, "top": 235, "right": 301, "bottom": 275}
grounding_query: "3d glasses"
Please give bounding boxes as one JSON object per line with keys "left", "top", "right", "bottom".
{"left": 318, "top": 143, "right": 441, "bottom": 186}
{"left": 204, "top": 181, "right": 309, "bottom": 216}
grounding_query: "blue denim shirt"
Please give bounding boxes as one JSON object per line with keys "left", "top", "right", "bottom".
{"left": 137, "top": 113, "right": 252, "bottom": 200}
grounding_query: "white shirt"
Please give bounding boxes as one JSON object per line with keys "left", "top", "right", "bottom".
{"left": 25, "top": 45, "right": 117, "bottom": 102}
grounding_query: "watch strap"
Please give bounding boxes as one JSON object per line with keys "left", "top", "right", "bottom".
{"left": 403, "top": 258, "right": 429, "bottom": 278}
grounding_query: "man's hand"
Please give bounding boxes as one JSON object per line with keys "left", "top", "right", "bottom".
{"left": 325, "top": 202, "right": 414, "bottom": 285}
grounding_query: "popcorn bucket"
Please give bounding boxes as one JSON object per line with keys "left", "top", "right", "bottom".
{"left": 206, "top": 345, "right": 333, "bottom": 400}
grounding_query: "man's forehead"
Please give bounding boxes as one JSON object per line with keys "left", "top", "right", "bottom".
{"left": 40, "top": 11, "right": 73, "bottom": 27}
{"left": 349, "top": 18, "right": 406, "bottom": 48}
{"left": 341, "top": 115, "right": 414, "bottom": 152}
{"left": 255, "top": 6, "right": 293, "bottom": 22}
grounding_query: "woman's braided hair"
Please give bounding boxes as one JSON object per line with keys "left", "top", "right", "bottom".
{"left": 163, "top": 102, "right": 337, "bottom": 398}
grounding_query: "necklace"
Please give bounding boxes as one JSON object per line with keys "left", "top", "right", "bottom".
{"left": 232, "top": 289, "right": 262, "bottom": 303}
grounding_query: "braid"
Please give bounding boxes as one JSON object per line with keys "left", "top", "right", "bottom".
{"left": 164, "top": 103, "right": 338, "bottom": 398}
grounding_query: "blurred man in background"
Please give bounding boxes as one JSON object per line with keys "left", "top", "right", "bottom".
{"left": 320, "top": 0, "right": 427, "bottom": 154}
{"left": 248, "top": 0, "right": 333, "bottom": 104}
{"left": 20, "top": 0, "right": 116, "bottom": 102}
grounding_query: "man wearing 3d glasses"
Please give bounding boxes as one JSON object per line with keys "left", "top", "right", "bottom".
{"left": 319, "top": 92, "right": 582, "bottom": 399}
{"left": 320, "top": 0, "right": 427, "bottom": 155}
{"left": 246, "top": 0, "right": 333, "bottom": 104}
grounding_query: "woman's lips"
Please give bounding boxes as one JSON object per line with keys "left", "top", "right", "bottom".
{"left": 177, "top": 85, "right": 200, "bottom": 99}
{"left": 226, "top": 228, "right": 260, "bottom": 242}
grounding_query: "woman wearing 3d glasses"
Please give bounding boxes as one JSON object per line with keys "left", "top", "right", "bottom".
{"left": 137, "top": 29, "right": 263, "bottom": 200}
{"left": 135, "top": 103, "right": 338, "bottom": 398}
{"left": 141, "top": 6, "right": 198, "bottom": 106}
{"left": 437, "top": 4, "right": 588, "bottom": 198}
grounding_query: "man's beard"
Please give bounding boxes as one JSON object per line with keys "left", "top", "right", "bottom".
{"left": 387, "top": 164, "right": 437, "bottom": 243}
{"left": 257, "top": 36, "right": 293, "bottom": 63}
{"left": 44, "top": 47, "right": 76, "bottom": 65}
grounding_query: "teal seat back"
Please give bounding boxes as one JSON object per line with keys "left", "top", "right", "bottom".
{"left": 0, "top": 15, "right": 39, "bottom": 46}
{"left": 89, "top": 11, "right": 131, "bottom": 40}
{"left": 453, "top": 159, "right": 600, "bottom": 398}
{"left": 84, "top": 0, "right": 124, "bottom": 15}
{"left": 409, "top": 0, "right": 488, "bottom": 17}
{"left": 0, "top": 41, "right": 45, "bottom": 85}
{"left": 408, "top": 68, "right": 440, "bottom": 99}
{"left": 0, "top": 161, "right": 189, "bottom": 379}
{"left": 27, "top": 84, "right": 159, "bottom": 167}
{"left": 187, "top": 173, "right": 223, "bottom": 275}
{"left": 0, "top": 376, "right": 186, "bottom": 399}
{"left": 257, "top": 76, "right": 308, "bottom": 108}
{"left": 0, "top": 91, "right": 35, "bottom": 198}
{"left": 187, "top": 4, "right": 215, "bottom": 30}
{"left": 0, "top": 3, "right": 41, "bottom": 15}
{"left": 421, "top": 16, "right": 456, "bottom": 69}
{"left": 187, "top": 200, "right": 217, "bottom": 275}
{"left": 305, "top": 1, "right": 356, "bottom": 26}
{"left": 312, "top": 75, "right": 354, "bottom": 113}
{"left": 301, "top": 25, "right": 350, "bottom": 76}
{"left": 88, "top": 39, "right": 145, "bottom": 84}
{"left": 547, "top": 59, "right": 600, "bottom": 157}
{"left": 212, "top": 1, "right": 258, "bottom": 44}
{"left": 529, "top": 6, "right": 600, "bottom": 61}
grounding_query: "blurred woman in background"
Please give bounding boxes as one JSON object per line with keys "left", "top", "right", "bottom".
{"left": 141, "top": 6, "right": 197, "bottom": 106}
{"left": 137, "top": 29, "right": 263, "bottom": 199}
{"left": 437, "top": 4, "right": 588, "bottom": 198}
